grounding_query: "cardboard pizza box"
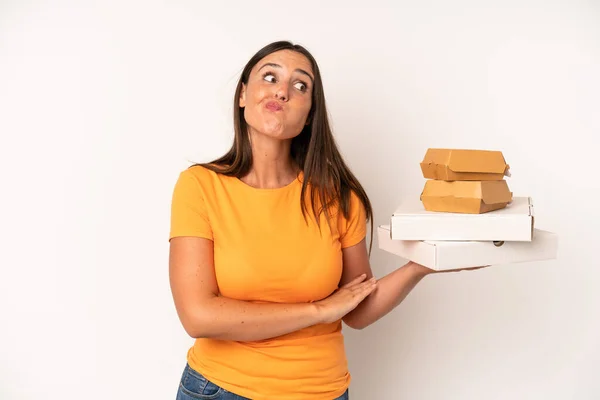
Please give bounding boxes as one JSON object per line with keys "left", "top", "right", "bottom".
{"left": 391, "top": 196, "right": 534, "bottom": 242}
{"left": 378, "top": 225, "right": 557, "bottom": 271}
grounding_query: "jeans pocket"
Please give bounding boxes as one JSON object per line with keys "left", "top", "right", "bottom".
{"left": 178, "top": 364, "right": 223, "bottom": 400}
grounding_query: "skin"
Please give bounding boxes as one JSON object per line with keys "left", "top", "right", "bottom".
{"left": 238, "top": 49, "right": 314, "bottom": 189}
{"left": 169, "top": 50, "right": 483, "bottom": 342}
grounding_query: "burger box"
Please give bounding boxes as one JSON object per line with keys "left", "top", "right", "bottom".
{"left": 390, "top": 196, "right": 534, "bottom": 242}
{"left": 378, "top": 225, "right": 558, "bottom": 271}
{"left": 420, "top": 179, "right": 513, "bottom": 214}
{"left": 420, "top": 148, "right": 510, "bottom": 181}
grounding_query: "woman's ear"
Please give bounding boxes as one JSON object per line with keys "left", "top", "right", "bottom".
{"left": 239, "top": 83, "right": 246, "bottom": 108}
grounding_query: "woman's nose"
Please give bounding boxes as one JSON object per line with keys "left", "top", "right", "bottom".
{"left": 274, "top": 83, "right": 289, "bottom": 101}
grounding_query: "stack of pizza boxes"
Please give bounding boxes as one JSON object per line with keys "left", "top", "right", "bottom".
{"left": 377, "top": 149, "right": 558, "bottom": 271}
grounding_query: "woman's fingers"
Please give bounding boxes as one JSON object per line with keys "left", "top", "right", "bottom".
{"left": 348, "top": 277, "right": 375, "bottom": 291}
{"left": 355, "top": 279, "right": 377, "bottom": 302}
{"left": 352, "top": 277, "right": 377, "bottom": 294}
{"left": 340, "top": 273, "right": 367, "bottom": 288}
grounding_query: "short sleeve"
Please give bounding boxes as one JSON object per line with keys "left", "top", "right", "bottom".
{"left": 169, "top": 169, "right": 213, "bottom": 241}
{"left": 339, "top": 190, "right": 367, "bottom": 248}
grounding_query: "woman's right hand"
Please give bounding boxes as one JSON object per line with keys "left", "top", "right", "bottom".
{"left": 314, "top": 274, "right": 377, "bottom": 324}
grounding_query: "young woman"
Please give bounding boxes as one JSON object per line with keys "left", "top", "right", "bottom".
{"left": 169, "top": 40, "right": 478, "bottom": 400}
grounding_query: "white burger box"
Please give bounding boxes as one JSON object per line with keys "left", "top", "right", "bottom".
{"left": 378, "top": 225, "right": 558, "bottom": 271}
{"left": 390, "top": 196, "right": 534, "bottom": 242}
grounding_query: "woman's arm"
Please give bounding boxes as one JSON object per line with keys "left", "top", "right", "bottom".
{"left": 339, "top": 238, "right": 432, "bottom": 330}
{"left": 341, "top": 238, "right": 487, "bottom": 329}
{"left": 169, "top": 237, "right": 376, "bottom": 342}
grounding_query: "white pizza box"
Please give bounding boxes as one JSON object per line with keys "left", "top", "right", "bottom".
{"left": 378, "top": 225, "right": 558, "bottom": 271}
{"left": 390, "top": 196, "right": 534, "bottom": 242}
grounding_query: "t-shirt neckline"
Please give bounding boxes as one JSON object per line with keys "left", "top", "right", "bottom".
{"left": 234, "top": 171, "right": 304, "bottom": 193}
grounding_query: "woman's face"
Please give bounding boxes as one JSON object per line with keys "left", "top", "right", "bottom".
{"left": 240, "top": 50, "right": 314, "bottom": 140}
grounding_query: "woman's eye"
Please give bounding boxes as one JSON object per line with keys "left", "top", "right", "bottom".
{"left": 263, "top": 73, "right": 276, "bottom": 83}
{"left": 294, "top": 82, "right": 307, "bottom": 92}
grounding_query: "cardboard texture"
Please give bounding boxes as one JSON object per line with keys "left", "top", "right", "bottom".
{"left": 420, "top": 148, "right": 510, "bottom": 181}
{"left": 420, "top": 180, "right": 513, "bottom": 214}
{"left": 378, "top": 225, "right": 557, "bottom": 271}
{"left": 391, "top": 196, "right": 534, "bottom": 242}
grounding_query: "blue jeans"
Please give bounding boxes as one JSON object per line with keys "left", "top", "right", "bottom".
{"left": 176, "top": 363, "right": 349, "bottom": 400}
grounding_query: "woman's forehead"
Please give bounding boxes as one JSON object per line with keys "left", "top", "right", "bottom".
{"left": 254, "top": 50, "right": 314, "bottom": 75}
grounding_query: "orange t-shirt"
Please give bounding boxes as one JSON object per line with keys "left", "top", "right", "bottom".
{"left": 169, "top": 165, "right": 367, "bottom": 400}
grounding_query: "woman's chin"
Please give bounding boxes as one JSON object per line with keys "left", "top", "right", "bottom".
{"left": 253, "top": 126, "right": 296, "bottom": 140}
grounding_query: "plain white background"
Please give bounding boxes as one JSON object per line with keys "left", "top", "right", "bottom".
{"left": 1, "top": 1, "right": 599, "bottom": 399}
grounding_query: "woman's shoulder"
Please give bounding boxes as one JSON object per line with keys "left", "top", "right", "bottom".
{"left": 179, "top": 163, "right": 228, "bottom": 181}
{"left": 174, "top": 163, "right": 229, "bottom": 193}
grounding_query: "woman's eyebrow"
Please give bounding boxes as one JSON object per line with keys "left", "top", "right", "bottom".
{"left": 258, "top": 62, "right": 314, "bottom": 83}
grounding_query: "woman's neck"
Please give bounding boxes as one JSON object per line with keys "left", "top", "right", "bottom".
{"left": 242, "top": 131, "right": 299, "bottom": 189}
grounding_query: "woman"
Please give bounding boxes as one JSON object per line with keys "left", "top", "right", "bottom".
{"left": 169, "top": 41, "right": 477, "bottom": 400}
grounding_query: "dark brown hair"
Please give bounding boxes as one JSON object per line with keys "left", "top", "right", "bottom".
{"left": 200, "top": 41, "right": 373, "bottom": 252}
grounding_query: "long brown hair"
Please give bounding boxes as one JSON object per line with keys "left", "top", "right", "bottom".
{"left": 199, "top": 41, "right": 374, "bottom": 252}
